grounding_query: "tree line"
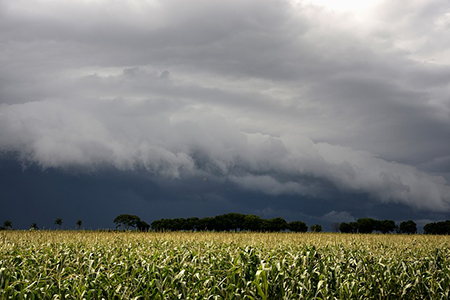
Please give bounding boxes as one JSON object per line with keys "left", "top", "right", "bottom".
{"left": 423, "top": 220, "right": 450, "bottom": 235}
{"left": 3, "top": 214, "right": 450, "bottom": 235}
{"left": 340, "top": 219, "right": 450, "bottom": 235}
{"left": 338, "top": 218, "right": 417, "bottom": 234}
{"left": 149, "top": 213, "right": 320, "bottom": 232}
{"left": 123, "top": 214, "right": 449, "bottom": 235}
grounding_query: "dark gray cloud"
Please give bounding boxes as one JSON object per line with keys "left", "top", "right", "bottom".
{"left": 1, "top": 155, "right": 446, "bottom": 231}
{"left": 1, "top": 0, "right": 449, "bottom": 228}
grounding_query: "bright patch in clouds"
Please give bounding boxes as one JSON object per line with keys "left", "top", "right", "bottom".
{"left": 304, "top": 0, "right": 378, "bottom": 13}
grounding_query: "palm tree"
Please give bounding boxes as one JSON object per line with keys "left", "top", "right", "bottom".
{"left": 3, "top": 220, "right": 12, "bottom": 230}
{"left": 76, "top": 219, "right": 82, "bottom": 230}
{"left": 55, "top": 218, "right": 63, "bottom": 229}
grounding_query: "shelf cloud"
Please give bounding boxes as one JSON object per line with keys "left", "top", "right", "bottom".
{"left": 1, "top": 0, "right": 449, "bottom": 228}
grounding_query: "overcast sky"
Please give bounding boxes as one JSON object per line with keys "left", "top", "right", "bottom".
{"left": 1, "top": 0, "right": 449, "bottom": 230}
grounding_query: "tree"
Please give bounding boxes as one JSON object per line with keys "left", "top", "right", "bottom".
{"left": 76, "top": 220, "right": 82, "bottom": 230}
{"left": 424, "top": 220, "right": 450, "bottom": 235}
{"left": 356, "top": 218, "right": 377, "bottom": 233}
{"left": 3, "top": 220, "right": 12, "bottom": 230}
{"left": 30, "top": 223, "right": 39, "bottom": 230}
{"left": 137, "top": 220, "right": 150, "bottom": 231}
{"left": 377, "top": 220, "right": 396, "bottom": 234}
{"left": 399, "top": 220, "right": 417, "bottom": 234}
{"left": 349, "top": 222, "right": 358, "bottom": 233}
{"left": 185, "top": 217, "right": 199, "bottom": 231}
{"left": 197, "top": 217, "right": 214, "bottom": 231}
{"left": 55, "top": 218, "right": 63, "bottom": 229}
{"left": 288, "top": 221, "right": 308, "bottom": 232}
{"left": 243, "top": 215, "right": 264, "bottom": 231}
{"left": 266, "top": 217, "right": 289, "bottom": 232}
{"left": 339, "top": 222, "right": 353, "bottom": 233}
{"left": 310, "top": 224, "right": 322, "bottom": 232}
{"left": 212, "top": 213, "right": 247, "bottom": 231}
{"left": 113, "top": 214, "right": 141, "bottom": 230}
{"left": 151, "top": 219, "right": 165, "bottom": 231}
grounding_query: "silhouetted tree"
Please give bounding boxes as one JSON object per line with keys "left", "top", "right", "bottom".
{"left": 55, "top": 218, "right": 63, "bottom": 229}
{"left": 424, "top": 220, "right": 450, "bottom": 235}
{"left": 137, "top": 220, "right": 150, "bottom": 231}
{"left": 288, "top": 221, "right": 308, "bottom": 232}
{"left": 113, "top": 214, "right": 141, "bottom": 230}
{"left": 266, "top": 217, "right": 288, "bottom": 232}
{"left": 196, "top": 217, "right": 214, "bottom": 231}
{"left": 3, "top": 220, "right": 12, "bottom": 230}
{"left": 150, "top": 219, "right": 164, "bottom": 231}
{"left": 340, "top": 222, "right": 358, "bottom": 233}
{"left": 210, "top": 215, "right": 226, "bottom": 231}
{"left": 310, "top": 224, "right": 322, "bottom": 232}
{"left": 399, "top": 220, "right": 417, "bottom": 234}
{"left": 212, "top": 213, "right": 247, "bottom": 231}
{"left": 260, "top": 219, "right": 270, "bottom": 231}
{"left": 30, "top": 223, "right": 39, "bottom": 230}
{"left": 76, "top": 220, "right": 82, "bottom": 230}
{"left": 349, "top": 222, "right": 358, "bottom": 233}
{"left": 185, "top": 217, "right": 199, "bottom": 231}
{"left": 243, "top": 215, "right": 264, "bottom": 231}
{"left": 376, "top": 220, "right": 396, "bottom": 233}
{"left": 356, "top": 218, "right": 377, "bottom": 233}
{"left": 339, "top": 222, "right": 352, "bottom": 233}
{"left": 151, "top": 214, "right": 314, "bottom": 233}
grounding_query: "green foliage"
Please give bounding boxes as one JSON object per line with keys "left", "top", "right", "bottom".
{"left": 54, "top": 218, "right": 63, "bottom": 228}
{"left": 400, "top": 220, "right": 417, "bottom": 234}
{"left": 424, "top": 220, "right": 450, "bottom": 235}
{"left": 1, "top": 232, "right": 449, "bottom": 299}
{"left": 2, "top": 220, "right": 12, "bottom": 230}
{"left": 113, "top": 214, "right": 141, "bottom": 230}
{"left": 339, "top": 222, "right": 356, "bottom": 233}
{"left": 340, "top": 219, "right": 396, "bottom": 234}
{"left": 288, "top": 221, "right": 308, "bottom": 232}
{"left": 266, "top": 217, "right": 289, "bottom": 232}
{"left": 310, "top": 224, "right": 322, "bottom": 232}
{"left": 377, "top": 220, "right": 396, "bottom": 233}
{"left": 137, "top": 220, "right": 150, "bottom": 232}
{"left": 151, "top": 213, "right": 296, "bottom": 232}
{"left": 243, "top": 215, "right": 263, "bottom": 231}
{"left": 356, "top": 218, "right": 377, "bottom": 233}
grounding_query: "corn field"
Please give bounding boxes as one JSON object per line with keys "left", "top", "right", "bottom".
{"left": 1, "top": 231, "right": 449, "bottom": 299}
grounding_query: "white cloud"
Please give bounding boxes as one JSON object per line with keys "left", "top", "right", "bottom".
{"left": 1, "top": 98, "right": 449, "bottom": 212}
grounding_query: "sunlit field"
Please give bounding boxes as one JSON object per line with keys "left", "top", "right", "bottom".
{"left": 1, "top": 231, "right": 450, "bottom": 299}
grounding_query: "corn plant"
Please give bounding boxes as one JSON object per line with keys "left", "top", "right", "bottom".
{"left": 1, "top": 231, "right": 449, "bottom": 299}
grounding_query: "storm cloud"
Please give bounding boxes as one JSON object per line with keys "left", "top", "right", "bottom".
{"left": 1, "top": 0, "right": 449, "bottom": 228}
